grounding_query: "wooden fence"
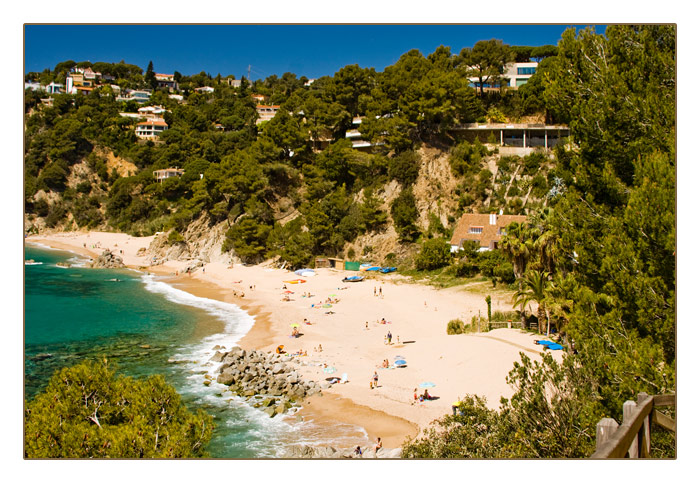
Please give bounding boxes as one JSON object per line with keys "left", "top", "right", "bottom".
{"left": 488, "top": 321, "right": 525, "bottom": 330}
{"left": 591, "top": 393, "right": 676, "bottom": 458}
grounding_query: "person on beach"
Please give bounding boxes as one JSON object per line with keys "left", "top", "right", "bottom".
{"left": 374, "top": 287, "right": 376, "bottom": 296}
{"left": 373, "top": 371, "right": 379, "bottom": 388}
{"left": 374, "top": 437, "right": 382, "bottom": 453}
{"left": 355, "top": 446, "right": 362, "bottom": 456}
{"left": 387, "top": 331, "right": 392, "bottom": 344}
{"left": 366, "top": 321, "right": 369, "bottom": 330}
{"left": 413, "top": 388, "right": 418, "bottom": 404}
{"left": 379, "top": 287, "right": 382, "bottom": 296}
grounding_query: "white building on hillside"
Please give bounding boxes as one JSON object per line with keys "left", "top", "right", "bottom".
{"left": 469, "top": 61, "right": 538, "bottom": 90}
{"left": 135, "top": 119, "right": 168, "bottom": 139}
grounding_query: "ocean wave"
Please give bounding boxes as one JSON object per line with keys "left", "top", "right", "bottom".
{"left": 140, "top": 274, "right": 255, "bottom": 352}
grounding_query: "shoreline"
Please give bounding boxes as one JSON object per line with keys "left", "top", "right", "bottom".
{"left": 26, "top": 232, "right": 561, "bottom": 453}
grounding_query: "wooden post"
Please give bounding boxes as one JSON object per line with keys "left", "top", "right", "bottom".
{"left": 596, "top": 418, "right": 619, "bottom": 453}
{"left": 637, "top": 393, "right": 652, "bottom": 457}
{"left": 623, "top": 401, "right": 639, "bottom": 458}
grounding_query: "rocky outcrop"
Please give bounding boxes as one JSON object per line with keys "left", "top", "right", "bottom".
{"left": 89, "top": 250, "right": 125, "bottom": 268}
{"left": 213, "top": 346, "right": 322, "bottom": 417}
{"left": 285, "top": 444, "right": 402, "bottom": 459}
{"left": 144, "top": 214, "right": 232, "bottom": 265}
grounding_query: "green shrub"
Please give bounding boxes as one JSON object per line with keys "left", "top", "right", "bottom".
{"left": 447, "top": 319, "right": 465, "bottom": 335}
{"left": 415, "top": 238, "right": 451, "bottom": 271}
{"left": 167, "top": 230, "right": 185, "bottom": 245}
{"left": 388, "top": 150, "right": 421, "bottom": 186}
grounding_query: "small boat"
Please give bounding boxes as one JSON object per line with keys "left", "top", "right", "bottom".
{"left": 342, "top": 275, "right": 364, "bottom": 282}
{"left": 56, "top": 262, "right": 70, "bottom": 268}
{"left": 25, "top": 259, "right": 43, "bottom": 265}
{"left": 284, "top": 279, "right": 307, "bottom": 284}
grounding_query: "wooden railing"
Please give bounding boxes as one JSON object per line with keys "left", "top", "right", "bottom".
{"left": 591, "top": 393, "right": 676, "bottom": 458}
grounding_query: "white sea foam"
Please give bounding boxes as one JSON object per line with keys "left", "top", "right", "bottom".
{"left": 139, "top": 273, "right": 367, "bottom": 456}
{"left": 141, "top": 274, "right": 255, "bottom": 355}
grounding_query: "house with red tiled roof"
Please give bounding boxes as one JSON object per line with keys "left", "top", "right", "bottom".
{"left": 450, "top": 213, "right": 527, "bottom": 252}
{"left": 135, "top": 119, "right": 168, "bottom": 139}
{"left": 155, "top": 73, "right": 178, "bottom": 91}
{"left": 256, "top": 105, "right": 280, "bottom": 124}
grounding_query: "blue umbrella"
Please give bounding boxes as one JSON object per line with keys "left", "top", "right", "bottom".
{"left": 419, "top": 382, "right": 436, "bottom": 388}
{"left": 394, "top": 360, "right": 407, "bottom": 367}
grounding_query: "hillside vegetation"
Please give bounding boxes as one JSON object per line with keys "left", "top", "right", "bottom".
{"left": 24, "top": 41, "right": 558, "bottom": 269}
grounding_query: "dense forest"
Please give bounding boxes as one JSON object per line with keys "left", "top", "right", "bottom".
{"left": 24, "top": 25, "right": 676, "bottom": 457}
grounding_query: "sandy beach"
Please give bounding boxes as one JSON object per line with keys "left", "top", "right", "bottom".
{"left": 27, "top": 231, "right": 562, "bottom": 451}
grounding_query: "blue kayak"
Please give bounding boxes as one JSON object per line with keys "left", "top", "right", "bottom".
{"left": 342, "top": 276, "right": 365, "bottom": 282}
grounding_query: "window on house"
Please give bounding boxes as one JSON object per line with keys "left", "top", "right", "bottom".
{"left": 517, "top": 67, "right": 537, "bottom": 75}
{"left": 469, "top": 226, "right": 483, "bottom": 234}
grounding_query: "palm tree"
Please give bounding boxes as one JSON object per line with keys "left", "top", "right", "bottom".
{"left": 544, "top": 272, "right": 576, "bottom": 335}
{"left": 500, "top": 221, "right": 536, "bottom": 279}
{"left": 527, "top": 207, "right": 563, "bottom": 274}
{"left": 512, "top": 270, "right": 552, "bottom": 335}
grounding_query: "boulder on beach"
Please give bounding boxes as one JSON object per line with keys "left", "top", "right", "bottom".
{"left": 90, "top": 250, "right": 125, "bottom": 268}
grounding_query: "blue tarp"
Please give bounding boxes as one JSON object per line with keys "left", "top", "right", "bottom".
{"left": 380, "top": 267, "right": 397, "bottom": 273}
{"left": 536, "top": 340, "right": 564, "bottom": 350}
{"left": 364, "top": 267, "right": 381, "bottom": 271}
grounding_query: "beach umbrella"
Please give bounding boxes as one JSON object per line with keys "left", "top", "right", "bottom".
{"left": 394, "top": 360, "right": 407, "bottom": 367}
{"left": 290, "top": 323, "right": 299, "bottom": 328}
{"left": 283, "top": 290, "right": 294, "bottom": 294}
{"left": 323, "top": 366, "right": 336, "bottom": 374}
{"left": 419, "top": 382, "right": 436, "bottom": 388}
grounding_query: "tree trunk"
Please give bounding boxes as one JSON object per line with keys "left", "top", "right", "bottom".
{"left": 537, "top": 305, "right": 546, "bottom": 335}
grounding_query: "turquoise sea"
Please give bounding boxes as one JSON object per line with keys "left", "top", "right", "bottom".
{"left": 24, "top": 244, "right": 363, "bottom": 457}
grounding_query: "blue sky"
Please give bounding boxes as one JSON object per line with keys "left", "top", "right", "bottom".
{"left": 24, "top": 24, "right": 605, "bottom": 80}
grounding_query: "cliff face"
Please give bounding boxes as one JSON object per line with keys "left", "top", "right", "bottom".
{"left": 146, "top": 214, "right": 232, "bottom": 265}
